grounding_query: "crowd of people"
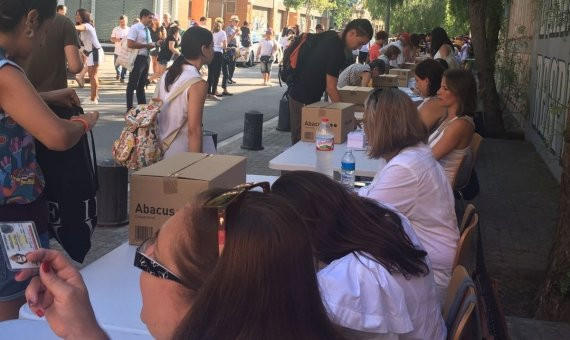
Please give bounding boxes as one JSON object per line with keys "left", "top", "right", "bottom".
{"left": 0, "top": 0, "right": 481, "bottom": 339}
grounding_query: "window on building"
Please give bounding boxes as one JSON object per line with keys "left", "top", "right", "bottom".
{"left": 225, "top": 0, "right": 236, "bottom": 14}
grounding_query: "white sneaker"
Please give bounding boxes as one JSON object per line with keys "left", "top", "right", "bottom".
{"left": 82, "top": 98, "right": 98, "bottom": 105}
{"left": 206, "top": 94, "right": 222, "bottom": 101}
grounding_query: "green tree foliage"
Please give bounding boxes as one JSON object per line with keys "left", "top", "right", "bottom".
{"left": 330, "top": 0, "right": 359, "bottom": 28}
{"left": 363, "top": 0, "right": 469, "bottom": 36}
{"left": 445, "top": 0, "right": 470, "bottom": 36}
{"left": 283, "top": 0, "right": 303, "bottom": 10}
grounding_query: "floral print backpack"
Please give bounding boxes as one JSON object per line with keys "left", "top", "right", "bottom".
{"left": 112, "top": 77, "right": 201, "bottom": 170}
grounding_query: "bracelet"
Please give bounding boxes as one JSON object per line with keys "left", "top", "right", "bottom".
{"left": 70, "top": 116, "right": 89, "bottom": 134}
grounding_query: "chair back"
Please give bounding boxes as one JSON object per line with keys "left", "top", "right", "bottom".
{"left": 453, "top": 213, "right": 479, "bottom": 274}
{"left": 450, "top": 286, "right": 482, "bottom": 340}
{"left": 454, "top": 133, "right": 484, "bottom": 190}
{"left": 460, "top": 204, "right": 477, "bottom": 235}
{"left": 443, "top": 266, "right": 474, "bottom": 329}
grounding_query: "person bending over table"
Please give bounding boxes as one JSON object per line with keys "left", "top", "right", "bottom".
{"left": 414, "top": 59, "right": 447, "bottom": 132}
{"left": 273, "top": 171, "right": 447, "bottom": 339}
{"left": 428, "top": 69, "right": 476, "bottom": 186}
{"left": 358, "top": 88, "right": 458, "bottom": 303}
{"left": 17, "top": 187, "right": 342, "bottom": 340}
{"left": 337, "top": 59, "right": 385, "bottom": 88}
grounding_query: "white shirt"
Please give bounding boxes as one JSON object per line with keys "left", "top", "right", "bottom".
{"left": 318, "top": 212, "right": 446, "bottom": 340}
{"left": 213, "top": 31, "right": 227, "bottom": 53}
{"left": 434, "top": 45, "right": 460, "bottom": 70}
{"left": 127, "top": 22, "right": 151, "bottom": 56}
{"left": 360, "top": 42, "right": 370, "bottom": 53}
{"left": 359, "top": 143, "right": 459, "bottom": 303}
{"left": 259, "top": 39, "right": 276, "bottom": 57}
{"left": 279, "top": 36, "right": 291, "bottom": 50}
{"left": 79, "top": 23, "right": 101, "bottom": 51}
{"left": 157, "top": 65, "right": 203, "bottom": 157}
{"left": 111, "top": 26, "right": 129, "bottom": 55}
{"left": 381, "top": 40, "right": 404, "bottom": 67}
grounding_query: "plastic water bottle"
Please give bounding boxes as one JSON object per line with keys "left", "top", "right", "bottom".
{"left": 341, "top": 150, "right": 356, "bottom": 188}
{"left": 315, "top": 117, "right": 334, "bottom": 177}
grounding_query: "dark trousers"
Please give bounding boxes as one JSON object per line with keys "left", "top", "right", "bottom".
{"left": 227, "top": 44, "right": 236, "bottom": 80}
{"left": 113, "top": 54, "right": 127, "bottom": 80}
{"left": 288, "top": 96, "right": 305, "bottom": 144}
{"left": 221, "top": 56, "right": 230, "bottom": 89}
{"left": 126, "top": 55, "right": 149, "bottom": 110}
{"left": 207, "top": 52, "right": 223, "bottom": 94}
{"left": 358, "top": 51, "right": 369, "bottom": 64}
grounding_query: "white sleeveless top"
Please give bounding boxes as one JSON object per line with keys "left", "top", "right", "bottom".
{"left": 428, "top": 116, "right": 474, "bottom": 186}
{"left": 79, "top": 23, "right": 101, "bottom": 51}
{"left": 417, "top": 96, "right": 436, "bottom": 111}
{"left": 157, "top": 64, "right": 203, "bottom": 158}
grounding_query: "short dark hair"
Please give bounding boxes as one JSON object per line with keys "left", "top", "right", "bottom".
{"left": 375, "top": 30, "right": 388, "bottom": 41}
{"left": 119, "top": 15, "right": 127, "bottom": 20}
{"left": 0, "top": 0, "right": 56, "bottom": 32}
{"left": 435, "top": 58, "right": 449, "bottom": 70}
{"left": 342, "top": 18, "right": 374, "bottom": 41}
{"left": 384, "top": 45, "right": 401, "bottom": 59}
{"left": 139, "top": 8, "right": 153, "bottom": 19}
{"left": 368, "top": 59, "right": 386, "bottom": 74}
{"left": 199, "top": 16, "right": 206, "bottom": 21}
{"left": 56, "top": 4, "right": 65, "bottom": 11}
{"left": 415, "top": 59, "right": 445, "bottom": 97}
{"left": 76, "top": 9, "right": 92, "bottom": 24}
{"left": 410, "top": 33, "right": 420, "bottom": 48}
{"left": 443, "top": 69, "right": 478, "bottom": 117}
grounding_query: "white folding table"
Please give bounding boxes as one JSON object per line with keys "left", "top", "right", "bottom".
{"left": 269, "top": 141, "right": 385, "bottom": 178}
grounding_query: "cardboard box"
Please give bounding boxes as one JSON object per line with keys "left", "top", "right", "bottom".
{"left": 338, "top": 86, "right": 374, "bottom": 105}
{"left": 301, "top": 102, "right": 356, "bottom": 144}
{"left": 389, "top": 68, "right": 413, "bottom": 87}
{"left": 415, "top": 56, "right": 428, "bottom": 64}
{"left": 402, "top": 62, "right": 417, "bottom": 71}
{"left": 129, "top": 153, "right": 246, "bottom": 245}
{"left": 372, "top": 74, "right": 399, "bottom": 88}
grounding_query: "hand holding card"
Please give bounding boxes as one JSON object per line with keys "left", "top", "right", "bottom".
{"left": 15, "top": 249, "right": 108, "bottom": 340}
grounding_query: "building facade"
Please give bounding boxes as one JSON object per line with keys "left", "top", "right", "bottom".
{"left": 59, "top": 0, "right": 190, "bottom": 43}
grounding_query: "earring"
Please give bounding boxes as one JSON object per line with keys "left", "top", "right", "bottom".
{"left": 25, "top": 29, "right": 34, "bottom": 39}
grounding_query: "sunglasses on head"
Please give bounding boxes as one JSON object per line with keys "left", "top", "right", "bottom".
{"left": 134, "top": 234, "right": 183, "bottom": 284}
{"left": 203, "top": 182, "right": 270, "bottom": 255}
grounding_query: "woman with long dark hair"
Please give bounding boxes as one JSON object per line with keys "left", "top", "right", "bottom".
{"left": 430, "top": 27, "right": 459, "bottom": 69}
{"left": 0, "top": 0, "right": 98, "bottom": 320}
{"left": 359, "top": 88, "right": 458, "bottom": 302}
{"left": 149, "top": 25, "right": 181, "bottom": 82}
{"left": 273, "top": 171, "right": 446, "bottom": 339}
{"left": 75, "top": 9, "right": 103, "bottom": 104}
{"left": 157, "top": 26, "right": 213, "bottom": 155}
{"left": 414, "top": 59, "right": 447, "bottom": 131}
{"left": 429, "top": 69, "right": 477, "bottom": 185}
{"left": 19, "top": 188, "right": 343, "bottom": 340}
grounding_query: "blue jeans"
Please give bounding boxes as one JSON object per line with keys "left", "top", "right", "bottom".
{"left": 114, "top": 54, "right": 127, "bottom": 80}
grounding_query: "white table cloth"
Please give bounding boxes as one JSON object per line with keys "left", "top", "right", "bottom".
{"left": 269, "top": 141, "right": 385, "bottom": 178}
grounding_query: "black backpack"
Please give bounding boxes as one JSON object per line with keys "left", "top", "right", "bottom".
{"left": 279, "top": 31, "right": 335, "bottom": 87}
{"left": 35, "top": 105, "right": 98, "bottom": 263}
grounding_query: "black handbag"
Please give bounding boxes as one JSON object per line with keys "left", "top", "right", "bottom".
{"left": 277, "top": 92, "right": 291, "bottom": 132}
{"left": 35, "top": 105, "right": 98, "bottom": 263}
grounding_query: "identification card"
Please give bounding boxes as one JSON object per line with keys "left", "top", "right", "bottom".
{"left": 0, "top": 221, "right": 41, "bottom": 271}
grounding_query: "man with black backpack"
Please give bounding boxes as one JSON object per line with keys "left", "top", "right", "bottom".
{"left": 284, "top": 19, "right": 373, "bottom": 144}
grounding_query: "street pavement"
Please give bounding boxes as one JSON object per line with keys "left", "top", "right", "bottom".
{"left": 75, "top": 54, "right": 287, "bottom": 161}
{"left": 50, "top": 54, "right": 569, "bottom": 337}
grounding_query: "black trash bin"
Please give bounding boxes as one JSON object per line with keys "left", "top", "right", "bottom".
{"left": 241, "top": 111, "right": 264, "bottom": 150}
{"left": 96, "top": 159, "right": 129, "bottom": 226}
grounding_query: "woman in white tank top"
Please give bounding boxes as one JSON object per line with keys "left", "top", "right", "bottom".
{"left": 157, "top": 26, "right": 214, "bottom": 158}
{"left": 429, "top": 69, "right": 477, "bottom": 186}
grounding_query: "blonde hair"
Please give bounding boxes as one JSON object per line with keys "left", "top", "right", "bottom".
{"left": 364, "top": 88, "right": 427, "bottom": 158}
{"left": 213, "top": 21, "right": 222, "bottom": 33}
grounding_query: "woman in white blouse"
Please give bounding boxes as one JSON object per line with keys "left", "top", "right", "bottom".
{"left": 359, "top": 88, "right": 458, "bottom": 303}
{"left": 157, "top": 26, "right": 214, "bottom": 157}
{"left": 428, "top": 69, "right": 476, "bottom": 186}
{"left": 272, "top": 171, "right": 446, "bottom": 340}
{"left": 75, "top": 9, "right": 103, "bottom": 104}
